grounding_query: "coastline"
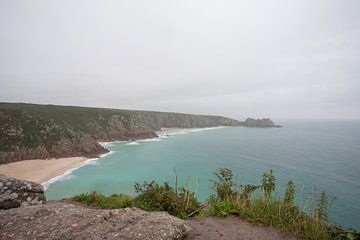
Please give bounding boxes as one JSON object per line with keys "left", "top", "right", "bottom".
{"left": 0, "top": 126, "right": 224, "bottom": 191}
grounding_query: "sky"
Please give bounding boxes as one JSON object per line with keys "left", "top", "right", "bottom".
{"left": 0, "top": 0, "right": 359, "bottom": 120}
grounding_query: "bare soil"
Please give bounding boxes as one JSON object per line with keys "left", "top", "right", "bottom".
{"left": 185, "top": 216, "right": 302, "bottom": 240}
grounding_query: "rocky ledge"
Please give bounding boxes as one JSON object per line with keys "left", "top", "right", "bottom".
{"left": 0, "top": 202, "right": 190, "bottom": 240}
{"left": 0, "top": 175, "right": 189, "bottom": 240}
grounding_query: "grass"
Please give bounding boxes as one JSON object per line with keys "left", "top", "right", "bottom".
{"left": 71, "top": 168, "right": 359, "bottom": 240}
{"left": 72, "top": 192, "right": 132, "bottom": 209}
{"left": 72, "top": 181, "right": 202, "bottom": 219}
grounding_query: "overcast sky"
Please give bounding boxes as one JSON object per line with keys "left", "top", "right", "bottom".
{"left": 0, "top": 0, "right": 359, "bottom": 120}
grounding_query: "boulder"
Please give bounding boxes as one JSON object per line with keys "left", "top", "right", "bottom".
{"left": 0, "top": 202, "right": 190, "bottom": 240}
{"left": 0, "top": 174, "right": 46, "bottom": 209}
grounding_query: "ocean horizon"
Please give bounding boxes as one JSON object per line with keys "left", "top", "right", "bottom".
{"left": 45, "top": 119, "right": 360, "bottom": 230}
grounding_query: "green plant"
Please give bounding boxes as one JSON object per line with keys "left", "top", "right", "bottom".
{"left": 72, "top": 191, "right": 133, "bottom": 209}
{"left": 206, "top": 169, "right": 337, "bottom": 240}
{"left": 204, "top": 200, "right": 241, "bottom": 217}
{"left": 133, "top": 181, "right": 202, "bottom": 219}
{"left": 261, "top": 169, "right": 275, "bottom": 198}
{"left": 284, "top": 180, "right": 295, "bottom": 206}
{"left": 315, "top": 192, "right": 328, "bottom": 222}
{"left": 211, "top": 168, "right": 235, "bottom": 201}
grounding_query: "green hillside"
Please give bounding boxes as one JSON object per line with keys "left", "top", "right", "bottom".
{"left": 0, "top": 102, "right": 240, "bottom": 164}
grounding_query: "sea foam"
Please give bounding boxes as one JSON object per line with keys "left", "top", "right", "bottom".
{"left": 139, "top": 138, "right": 162, "bottom": 142}
{"left": 42, "top": 151, "right": 114, "bottom": 190}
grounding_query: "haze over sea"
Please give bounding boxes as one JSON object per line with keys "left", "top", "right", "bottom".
{"left": 45, "top": 119, "right": 360, "bottom": 230}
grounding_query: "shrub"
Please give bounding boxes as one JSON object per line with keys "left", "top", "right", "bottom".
{"left": 211, "top": 168, "right": 235, "bottom": 201}
{"left": 133, "top": 181, "right": 202, "bottom": 219}
{"left": 261, "top": 169, "right": 275, "bottom": 198}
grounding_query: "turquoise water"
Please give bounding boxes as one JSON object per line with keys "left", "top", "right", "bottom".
{"left": 45, "top": 120, "right": 360, "bottom": 230}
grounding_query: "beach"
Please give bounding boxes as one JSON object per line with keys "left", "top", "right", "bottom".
{"left": 0, "top": 157, "right": 88, "bottom": 184}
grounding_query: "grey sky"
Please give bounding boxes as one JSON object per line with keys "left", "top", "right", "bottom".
{"left": 0, "top": 0, "right": 359, "bottom": 120}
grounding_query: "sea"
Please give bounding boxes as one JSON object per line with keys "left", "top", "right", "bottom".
{"left": 45, "top": 119, "right": 360, "bottom": 230}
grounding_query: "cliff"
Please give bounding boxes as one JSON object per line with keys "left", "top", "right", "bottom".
{"left": 0, "top": 102, "right": 241, "bottom": 164}
{"left": 0, "top": 103, "right": 281, "bottom": 164}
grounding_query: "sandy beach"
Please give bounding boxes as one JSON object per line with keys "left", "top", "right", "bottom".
{"left": 0, "top": 157, "right": 88, "bottom": 184}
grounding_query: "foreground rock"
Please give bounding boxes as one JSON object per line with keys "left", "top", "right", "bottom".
{"left": 0, "top": 174, "right": 46, "bottom": 209}
{"left": 0, "top": 202, "right": 190, "bottom": 240}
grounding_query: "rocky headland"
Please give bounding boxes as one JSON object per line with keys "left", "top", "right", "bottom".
{"left": 243, "top": 118, "right": 282, "bottom": 128}
{"left": 0, "top": 102, "right": 280, "bottom": 165}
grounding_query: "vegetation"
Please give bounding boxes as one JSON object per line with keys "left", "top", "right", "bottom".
{"left": 132, "top": 181, "right": 202, "bottom": 219}
{"left": 0, "top": 102, "right": 240, "bottom": 153}
{"left": 72, "top": 192, "right": 132, "bottom": 209}
{"left": 204, "top": 168, "right": 333, "bottom": 239}
{"left": 71, "top": 168, "right": 359, "bottom": 240}
{"left": 72, "top": 181, "right": 202, "bottom": 219}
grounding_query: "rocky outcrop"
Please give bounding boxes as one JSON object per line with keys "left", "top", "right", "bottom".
{"left": 0, "top": 202, "right": 190, "bottom": 240}
{"left": 0, "top": 174, "right": 46, "bottom": 209}
{"left": 243, "top": 118, "right": 281, "bottom": 128}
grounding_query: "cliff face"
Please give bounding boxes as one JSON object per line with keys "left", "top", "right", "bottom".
{"left": 0, "top": 103, "right": 241, "bottom": 164}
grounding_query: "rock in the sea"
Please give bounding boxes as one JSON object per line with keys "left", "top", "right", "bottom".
{"left": 243, "top": 118, "right": 281, "bottom": 128}
{"left": 0, "top": 202, "right": 190, "bottom": 240}
{"left": 0, "top": 174, "right": 46, "bottom": 209}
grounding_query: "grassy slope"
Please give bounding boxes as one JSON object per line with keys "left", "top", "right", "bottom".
{"left": 0, "top": 102, "right": 240, "bottom": 153}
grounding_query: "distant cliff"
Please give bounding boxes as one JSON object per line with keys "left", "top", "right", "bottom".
{"left": 242, "top": 118, "right": 282, "bottom": 128}
{"left": 0, "top": 103, "right": 241, "bottom": 164}
{"left": 0, "top": 103, "right": 281, "bottom": 164}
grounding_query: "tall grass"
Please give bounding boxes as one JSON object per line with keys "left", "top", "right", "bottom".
{"left": 204, "top": 168, "right": 356, "bottom": 240}
{"left": 71, "top": 168, "right": 359, "bottom": 240}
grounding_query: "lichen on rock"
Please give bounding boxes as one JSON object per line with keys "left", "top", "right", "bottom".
{"left": 0, "top": 202, "right": 191, "bottom": 240}
{"left": 0, "top": 174, "right": 46, "bottom": 209}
